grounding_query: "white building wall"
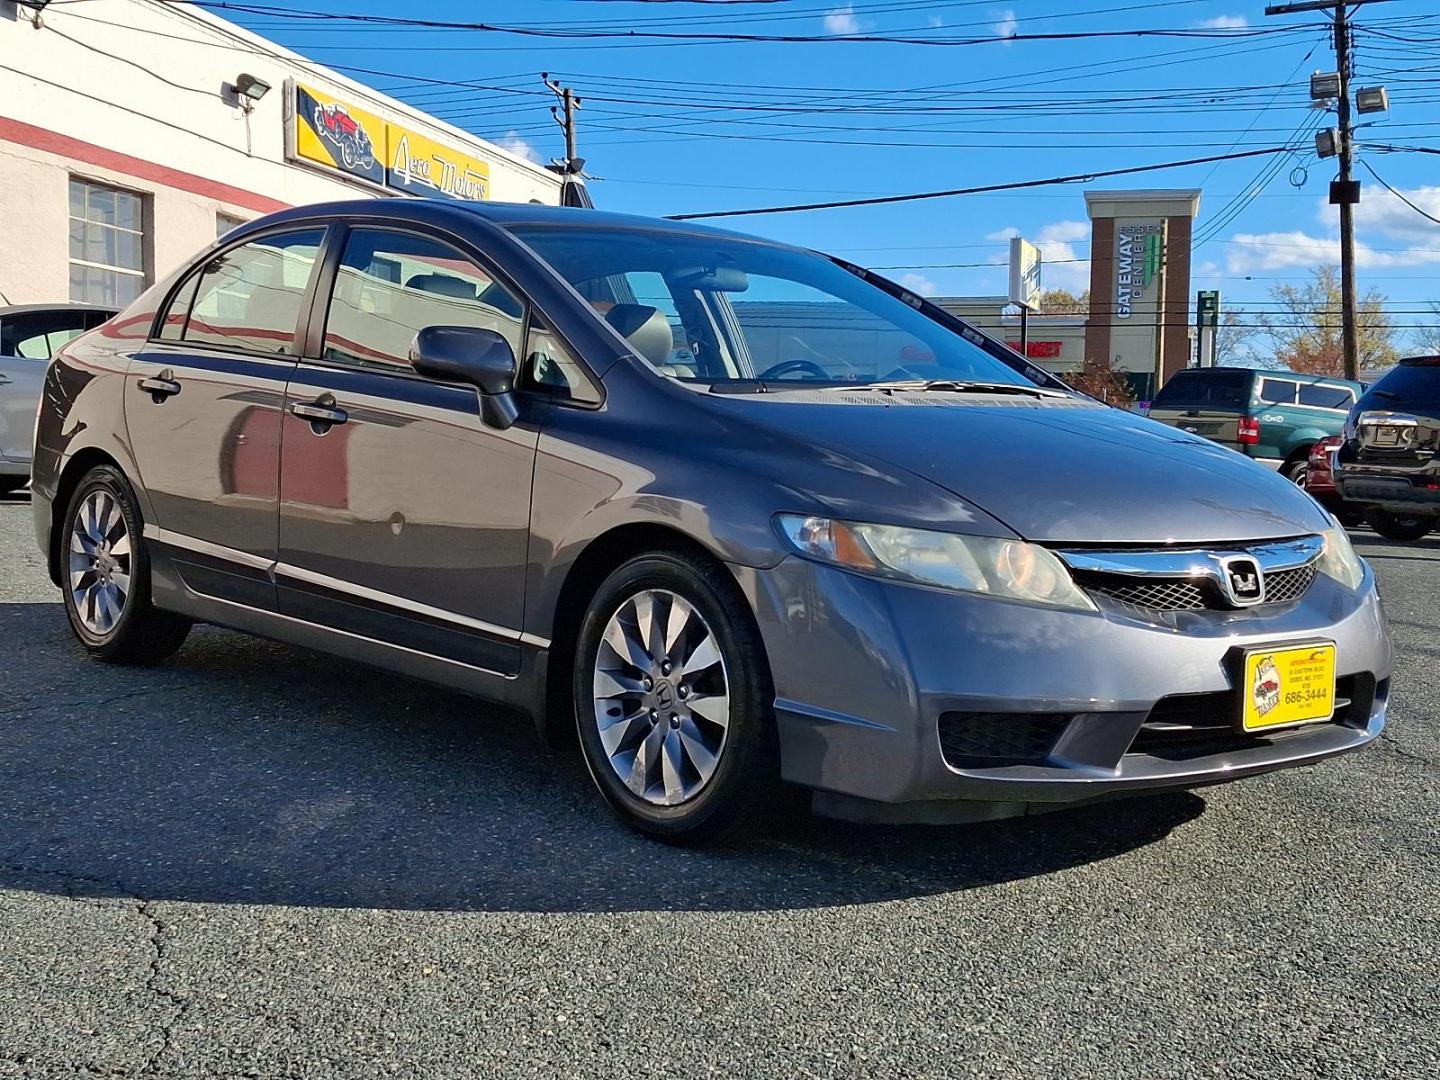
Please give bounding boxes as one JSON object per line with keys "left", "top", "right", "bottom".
{"left": 0, "top": 0, "right": 560, "bottom": 304}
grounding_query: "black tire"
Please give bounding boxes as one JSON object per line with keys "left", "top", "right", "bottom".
{"left": 573, "top": 550, "right": 777, "bottom": 845}
{"left": 61, "top": 465, "right": 192, "bottom": 664}
{"left": 1283, "top": 457, "right": 1308, "bottom": 487}
{"left": 1364, "top": 508, "right": 1433, "bottom": 543}
{"left": 0, "top": 476, "right": 26, "bottom": 495}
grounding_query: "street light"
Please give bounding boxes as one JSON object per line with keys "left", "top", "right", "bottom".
{"left": 1315, "top": 128, "right": 1339, "bottom": 159}
{"left": 1355, "top": 86, "right": 1390, "bottom": 115}
{"left": 1310, "top": 71, "right": 1340, "bottom": 101}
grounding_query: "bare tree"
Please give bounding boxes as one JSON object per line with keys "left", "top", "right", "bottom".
{"left": 1411, "top": 302, "right": 1440, "bottom": 357}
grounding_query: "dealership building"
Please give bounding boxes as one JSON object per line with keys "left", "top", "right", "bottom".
{"left": 0, "top": 0, "right": 562, "bottom": 309}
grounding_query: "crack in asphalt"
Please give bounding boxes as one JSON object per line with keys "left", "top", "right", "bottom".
{"left": 1376, "top": 731, "right": 1440, "bottom": 769}
{"left": 137, "top": 901, "right": 184, "bottom": 1078}
{"left": 0, "top": 686, "right": 182, "bottom": 720}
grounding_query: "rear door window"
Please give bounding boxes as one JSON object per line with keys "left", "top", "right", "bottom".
{"left": 1360, "top": 364, "right": 1440, "bottom": 412}
{"left": 0, "top": 310, "right": 105, "bottom": 359}
{"left": 1258, "top": 378, "right": 1297, "bottom": 405}
{"left": 1150, "top": 370, "right": 1251, "bottom": 409}
{"left": 1298, "top": 383, "right": 1354, "bottom": 410}
{"left": 182, "top": 229, "right": 326, "bottom": 354}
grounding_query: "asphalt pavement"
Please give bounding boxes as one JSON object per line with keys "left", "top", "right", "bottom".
{"left": 0, "top": 492, "right": 1436, "bottom": 1079}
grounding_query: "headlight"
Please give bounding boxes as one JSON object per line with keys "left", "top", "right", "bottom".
{"left": 775, "top": 515, "right": 1096, "bottom": 611}
{"left": 1318, "top": 524, "right": 1366, "bottom": 590}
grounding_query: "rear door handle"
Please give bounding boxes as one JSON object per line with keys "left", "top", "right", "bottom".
{"left": 138, "top": 371, "right": 181, "bottom": 401}
{"left": 290, "top": 400, "right": 349, "bottom": 427}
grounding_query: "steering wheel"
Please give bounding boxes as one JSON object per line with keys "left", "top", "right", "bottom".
{"left": 757, "top": 359, "right": 830, "bottom": 381}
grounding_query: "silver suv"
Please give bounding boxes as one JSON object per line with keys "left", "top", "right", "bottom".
{"left": 30, "top": 201, "right": 1392, "bottom": 842}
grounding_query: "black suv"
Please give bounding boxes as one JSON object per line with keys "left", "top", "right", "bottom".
{"left": 1335, "top": 356, "right": 1440, "bottom": 541}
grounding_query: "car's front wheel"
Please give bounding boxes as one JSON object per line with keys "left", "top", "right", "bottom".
{"left": 62, "top": 465, "right": 191, "bottom": 664}
{"left": 1365, "top": 508, "right": 1433, "bottom": 542}
{"left": 573, "top": 551, "right": 776, "bottom": 844}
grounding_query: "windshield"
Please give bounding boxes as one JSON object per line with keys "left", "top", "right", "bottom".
{"left": 510, "top": 225, "right": 1036, "bottom": 389}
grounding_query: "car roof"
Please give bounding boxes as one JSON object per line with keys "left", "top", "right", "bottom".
{"left": 0, "top": 302, "right": 119, "bottom": 317}
{"left": 239, "top": 199, "right": 807, "bottom": 252}
{"left": 1189, "top": 366, "right": 1363, "bottom": 389}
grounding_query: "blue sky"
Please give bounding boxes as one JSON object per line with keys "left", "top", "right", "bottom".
{"left": 227, "top": 0, "right": 1440, "bottom": 338}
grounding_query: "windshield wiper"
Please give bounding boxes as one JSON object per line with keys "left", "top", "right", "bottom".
{"left": 832, "top": 379, "right": 1069, "bottom": 398}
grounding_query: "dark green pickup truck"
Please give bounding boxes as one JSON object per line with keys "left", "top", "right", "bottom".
{"left": 1146, "top": 367, "right": 1364, "bottom": 484}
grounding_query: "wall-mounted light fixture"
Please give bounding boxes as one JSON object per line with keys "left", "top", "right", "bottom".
{"left": 233, "top": 73, "right": 272, "bottom": 103}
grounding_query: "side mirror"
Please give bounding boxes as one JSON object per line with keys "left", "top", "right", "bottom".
{"left": 409, "top": 325, "right": 519, "bottom": 430}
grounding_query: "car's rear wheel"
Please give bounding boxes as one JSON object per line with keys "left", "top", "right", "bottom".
{"left": 1365, "top": 508, "right": 1433, "bottom": 542}
{"left": 62, "top": 465, "right": 191, "bottom": 664}
{"left": 573, "top": 551, "right": 776, "bottom": 844}
{"left": 1283, "top": 457, "right": 1308, "bottom": 486}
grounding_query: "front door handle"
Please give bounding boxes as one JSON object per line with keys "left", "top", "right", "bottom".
{"left": 138, "top": 371, "right": 182, "bottom": 402}
{"left": 290, "top": 399, "right": 349, "bottom": 428}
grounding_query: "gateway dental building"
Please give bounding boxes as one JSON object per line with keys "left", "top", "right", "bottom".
{"left": 0, "top": 0, "right": 561, "bottom": 308}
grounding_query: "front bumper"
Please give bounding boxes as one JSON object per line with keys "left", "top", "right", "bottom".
{"left": 735, "top": 555, "right": 1392, "bottom": 821}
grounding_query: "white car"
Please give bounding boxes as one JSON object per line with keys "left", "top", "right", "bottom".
{"left": 0, "top": 303, "right": 116, "bottom": 494}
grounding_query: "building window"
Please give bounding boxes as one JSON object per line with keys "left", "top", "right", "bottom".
{"left": 217, "top": 212, "right": 247, "bottom": 239}
{"left": 68, "top": 178, "right": 146, "bottom": 306}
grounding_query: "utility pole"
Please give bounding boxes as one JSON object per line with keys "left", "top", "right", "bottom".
{"left": 542, "top": 73, "right": 590, "bottom": 208}
{"left": 1265, "top": 0, "right": 1397, "bottom": 381}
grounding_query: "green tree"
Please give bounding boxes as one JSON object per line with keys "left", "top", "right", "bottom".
{"left": 1257, "top": 265, "right": 1398, "bottom": 375}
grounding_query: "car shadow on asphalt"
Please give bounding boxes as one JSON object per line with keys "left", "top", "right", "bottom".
{"left": 0, "top": 602, "right": 1203, "bottom": 913}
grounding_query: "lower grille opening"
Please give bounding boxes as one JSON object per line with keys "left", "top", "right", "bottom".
{"left": 1129, "top": 674, "right": 1370, "bottom": 762}
{"left": 938, "top": 712, "right": 1072, "bottom": 769}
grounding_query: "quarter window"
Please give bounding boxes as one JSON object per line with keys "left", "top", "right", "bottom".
{"left": 1298, "top": 384, "right": 1354, "bottom": 410}
{"left": 525, "top": 312, "right": 599, "bottom": 404}
{"left": 323, "top": 229, "right": 524, "bottom": 372}
{"left": 180, "top": 229, "right": 325, "bottom": 354}
{"left": 68, "top": 179, "right": 146, "bottom": 307}
{"left": 1258, "top": 378, "right": 1297, "bottom": 405}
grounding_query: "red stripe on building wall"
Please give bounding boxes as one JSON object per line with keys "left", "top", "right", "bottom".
{"left": 0, "top": 115, "right": 291, "bottom": 215}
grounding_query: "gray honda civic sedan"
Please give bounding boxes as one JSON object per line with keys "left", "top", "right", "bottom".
{"left": 32, "top": 200, "right": 1391, "bottom": 842}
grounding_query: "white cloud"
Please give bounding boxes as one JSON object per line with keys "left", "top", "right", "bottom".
{"left": 1223, "top": 186, "right": 1440, "bottom": 273}
{"left": 1193, "top": 15, "right": 1248, "bottom": 29}
{"left": 899, "top": 272, "right": 938, "bottom": 296}
{"left": 823, "top": 5, "right": 861, "bottom": 34}
{"left": 928, "top": 15, "right": 944, "bottom": 28}
{"left": 497, "top": 130, "right": 541, "bottom": 164}
{"left": 992, "top": 9, "right": 1018, "bottom": 39}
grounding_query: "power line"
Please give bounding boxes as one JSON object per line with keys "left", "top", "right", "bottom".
{"left": 667, "top": 146, "right": 1298, "bottom": 220}
{"left": 1360, "top": 159, "right": 1440, "bottom": 226}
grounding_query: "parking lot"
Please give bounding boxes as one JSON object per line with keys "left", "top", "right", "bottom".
{"left": 0, "top": 491, "right": 1435, "bottom": 1079}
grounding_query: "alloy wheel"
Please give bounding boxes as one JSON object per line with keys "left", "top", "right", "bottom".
{"left": 591, "top": 589, "right": 731, "bottom": 806}
{"left": 68, "top": 489, "right": 132, "bottom": 635}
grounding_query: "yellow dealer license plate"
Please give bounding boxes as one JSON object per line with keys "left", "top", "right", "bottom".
{"left": 1241, "top": 643, "right": 1336, "bottom": 732}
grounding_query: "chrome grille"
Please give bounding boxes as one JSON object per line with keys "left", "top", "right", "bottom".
{"left": 1083, "top": 576, "right": 1208, "bottom": 611}
{"left": 1061, "top": 536, "right": 1325, "bottom": 614}
{"left": 1262, "top": 563, "right": 1318, "bottom": 603}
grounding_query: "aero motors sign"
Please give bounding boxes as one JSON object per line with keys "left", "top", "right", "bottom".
{"left": 288, "top": 81, "right": 491, "bottom": 200}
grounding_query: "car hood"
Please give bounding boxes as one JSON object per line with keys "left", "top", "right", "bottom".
{"left": 719, "top": 390, "right": 1333, "bottom": 544}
